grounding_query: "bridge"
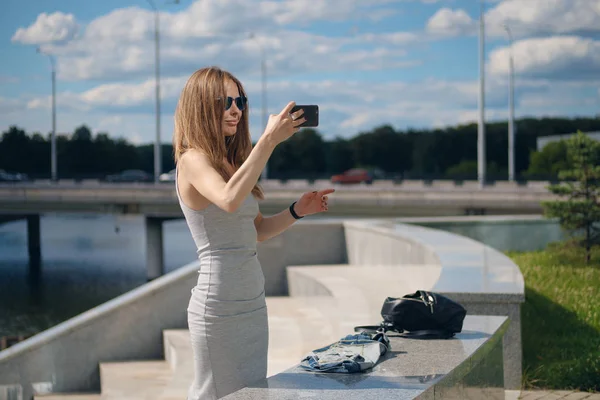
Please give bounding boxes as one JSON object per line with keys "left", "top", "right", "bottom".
{"left": 0, "top": 179, "right": 556, "bottom": 280}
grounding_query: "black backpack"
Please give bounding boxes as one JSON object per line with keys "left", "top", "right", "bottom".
{"left": 354, "top": 290, "right": 467, "bottom": 339}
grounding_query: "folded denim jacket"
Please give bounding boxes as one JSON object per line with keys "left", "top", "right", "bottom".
{"left": 300, "top": 332, "right": 390, "bottom": 373}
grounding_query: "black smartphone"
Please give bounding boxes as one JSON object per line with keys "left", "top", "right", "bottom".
{"left": 291, "top": 105, "right": 319, "bottom": 127}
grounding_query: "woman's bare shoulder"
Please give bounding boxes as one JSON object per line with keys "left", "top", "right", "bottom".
{"left": 180, "top": 149, "right": 212, "bottom": 170}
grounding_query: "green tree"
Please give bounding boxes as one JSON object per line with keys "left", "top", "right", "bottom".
{"left": 542, "top": 131, "right": 600, "bottom": 264}
{"left": 0, "top": 126, "right": 30, "bottom": 172}
{"left": 67, "top": 125, "right": 96, "bottom": 176}
{"left": 269, "top": 128, "right": 326, "bottom": 179}
{"left": 350, "top": 125, "right": 410, "bottom": 174}
{"left": 327, "top": 137, "right": 354, "bottom": 174}
{"left": 446, "top": 160, "right": 477, "bottom": 179}
{"left": 525, "top": 140, "right": 569, "bottom": 179}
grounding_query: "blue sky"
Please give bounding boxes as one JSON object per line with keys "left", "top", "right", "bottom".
{"left": 1, "top": 0, "right": 599, "bottom": 144}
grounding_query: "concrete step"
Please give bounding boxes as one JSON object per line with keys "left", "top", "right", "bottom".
{"left": 34, "top": 294, "right": 362, "bottom": 399}
{"left": 99, "top": 360, "right": 172, "bottom": 399}
{"left": 163, "top": 329, "right": 193, "bottom": 375}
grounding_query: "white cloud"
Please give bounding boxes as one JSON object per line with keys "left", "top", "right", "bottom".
{"left": 5, "top": 0, "right": 598, "bottom": 144}
{"left": 11, "top": 12, "right": 79, "bottom": 45}
{"left": 12, "top": 1, "right": 421, "bottom": 83}
{"left": 424, "top": 0, "right": 600, "bottom": 39}
{"left": 46, "top": 29, "right": 416, "bottom": 82}
{"left": 485, "top": 0, "right": 600, "bottom": 38}
{"left": 357, "top": 31, "right": 419, "bottom": 45}
{"left": 426, "top": 8, "right": 476, "bottom": 37}
{"left": 489, "top": 36, "right": 600, "bottom": 80}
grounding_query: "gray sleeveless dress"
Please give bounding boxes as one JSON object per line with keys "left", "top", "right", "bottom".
{"left": 175, "top": 169, "right": 268, "bottom": 400}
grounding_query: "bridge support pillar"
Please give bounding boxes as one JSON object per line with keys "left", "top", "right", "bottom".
{"left": 27, "top": 214, "right": 42, "bottom": 279}
{"left": 145, "top": 217, "right": 165, "bottom": 281}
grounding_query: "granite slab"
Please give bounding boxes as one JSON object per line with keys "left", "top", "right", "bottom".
{"left": 223, "top": 315, "right": 509, "bottom": 400}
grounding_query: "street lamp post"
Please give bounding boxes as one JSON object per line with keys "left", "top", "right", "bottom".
{"left": 478, "top": 0, "right": 486, "bottom": 188}
{"left": 249, "top": 33, "right": 269, "bottom": 181}
{"left": 147, "top": 0, "right": 162, "bottom": 183}
{"left": 37, "top": 48, "right": 57, "bottom": 182}
{"left": 146, "top": 0, "right": 179, "bottom": 183}
{"left": 504, "top": 24, "right": 516, "bottom": 182}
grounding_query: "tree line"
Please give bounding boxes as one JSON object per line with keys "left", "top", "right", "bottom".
{"left": 1, "top": 116, "right": 599, "bottom": 181}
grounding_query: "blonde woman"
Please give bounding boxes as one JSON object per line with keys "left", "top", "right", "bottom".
{"left": 173, "top": 66, "right": 334, "bottom": 399}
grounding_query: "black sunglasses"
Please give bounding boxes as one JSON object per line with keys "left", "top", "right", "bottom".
{"left": 219, "top": 96, "right": 247, "bottom": 111}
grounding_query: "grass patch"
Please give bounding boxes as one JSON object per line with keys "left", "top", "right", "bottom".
{"left": 506, "top": 241, "right": 600, "bottom": 392}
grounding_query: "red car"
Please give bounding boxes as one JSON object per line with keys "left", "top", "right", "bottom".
{"left": 330, "top": 168, "right": 374, "bottom": 184}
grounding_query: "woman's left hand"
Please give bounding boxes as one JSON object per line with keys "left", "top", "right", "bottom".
{"left": 294, "top": 188, "right": 335, "bottom": 217}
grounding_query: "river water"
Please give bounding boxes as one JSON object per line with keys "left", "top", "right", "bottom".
{"left": 0, "top": 214, "right": 199, "bottom": 338}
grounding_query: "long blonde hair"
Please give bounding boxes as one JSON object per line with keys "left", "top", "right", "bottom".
{"left": 173, "top": 66, "right": 263, "bottom": 199}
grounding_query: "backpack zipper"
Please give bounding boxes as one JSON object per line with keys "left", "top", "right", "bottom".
{"left": 419, "top": 291, "right": 435, "bottom": 314}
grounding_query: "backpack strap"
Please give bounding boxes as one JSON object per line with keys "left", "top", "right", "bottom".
{"left": 353, "top": 325, "right": 385, "bottom": 333}
{"left": 354, "top": 322, "right": 396, "bottom": 334}
{"left": 395, "top": 329, "right": 455, "bottom": 339}
{"left": 354, "top": 326, "right": 455, "bottom": 339}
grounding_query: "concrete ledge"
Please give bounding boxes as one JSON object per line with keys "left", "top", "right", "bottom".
{"left": 223, "top": 315, "right": 510, "bottom": 400}
{"left": 285, "top": 219, "right": 524, "bottom": 389}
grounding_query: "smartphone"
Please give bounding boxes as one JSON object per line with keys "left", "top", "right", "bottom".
{"left": 291, "top": 105, "right": 319, "bottom": 127}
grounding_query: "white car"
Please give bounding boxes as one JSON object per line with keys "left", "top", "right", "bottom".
{"left": 159, "top": 169, "right": 176, "bottom": 182}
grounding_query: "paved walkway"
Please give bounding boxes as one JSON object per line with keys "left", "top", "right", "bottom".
{"left": 507, "top": 390, "right": 600, "bottom": 399}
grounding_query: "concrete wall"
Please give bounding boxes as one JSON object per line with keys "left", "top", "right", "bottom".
{"left": 258, "top": 221, "right": 346, "bottom": 296}
{"left": 0, "top": 260, "right": 199, "bottom": 399}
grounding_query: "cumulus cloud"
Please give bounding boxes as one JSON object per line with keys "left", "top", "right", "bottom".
{"left": 424, "top": 0, "right": 600, "bottom": 39}
{"left": 489, "top": 36, "right": 600, "bottom": 80}
{"left": 5, "top": 0, "right": 598, "bottom": 143}
{"left": 45, "top": 28, "right": 416, "bottom": 82}
{"left": 11, "top": 12, "right": 79, "bottom": 45}
{"left": 12, "top": 1, "right": 421, "bottom": 82}
{"left": 426, "top": 8, "right": 476, "bottom": 37}
{"left": 485, "top": 0, "right": 600, "bottom": 38}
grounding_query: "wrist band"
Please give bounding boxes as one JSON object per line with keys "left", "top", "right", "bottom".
{"left": 289, "top": 201, "right": 304, "bottom": 220}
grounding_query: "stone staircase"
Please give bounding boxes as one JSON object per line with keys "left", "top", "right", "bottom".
{"left": 34, "top": 294, "right": 350, "bottom": 400}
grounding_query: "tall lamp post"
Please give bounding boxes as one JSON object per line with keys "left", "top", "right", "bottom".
{"left": 37, "top": 47, "right": 57, "bottom": 182}
{"left": 249, "top": 33, "right": 269, "bottom": 181}
{"left": 504, "top": 23, "right": 516, "bottom": 182}
{"left": 477, "top": 0, "right": 486, "bottom": 188}
{"left": 147, "top": 0, "right": 179, "bottom": 183}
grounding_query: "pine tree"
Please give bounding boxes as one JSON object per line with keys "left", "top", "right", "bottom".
{"left": 542, "top": 131, "right": 600, "bottom": 264}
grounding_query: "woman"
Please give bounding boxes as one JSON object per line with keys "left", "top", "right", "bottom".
{"left": 173, "top": 66, "right": 334, "bottom": 400}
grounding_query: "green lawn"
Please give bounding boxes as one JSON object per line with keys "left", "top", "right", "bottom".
{"left": 506, "top": 242, "right": 600, "bottom": 392}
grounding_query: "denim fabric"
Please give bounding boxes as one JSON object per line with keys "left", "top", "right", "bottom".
{"left": 300, "top": 332, "right": 390, "bottom": 373}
